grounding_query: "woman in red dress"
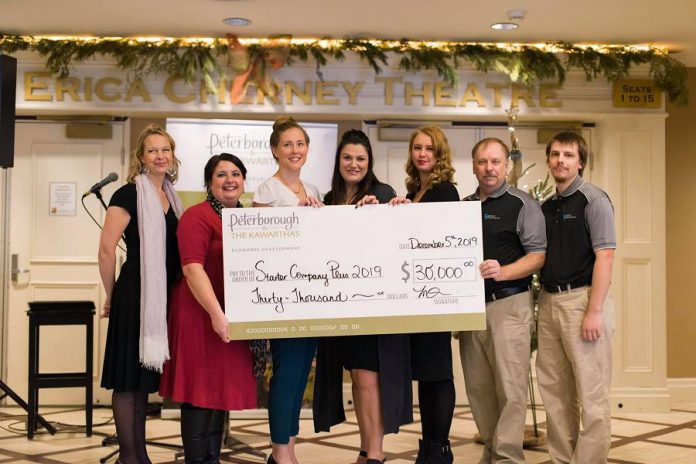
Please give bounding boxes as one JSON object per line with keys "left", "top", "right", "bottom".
{"left": 160, "top": 153, "right": 257, "bottom": 463}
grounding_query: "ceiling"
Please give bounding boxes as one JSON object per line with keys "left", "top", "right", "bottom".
{"left": 2, "top": 0, "right": 695, "bottom": 65}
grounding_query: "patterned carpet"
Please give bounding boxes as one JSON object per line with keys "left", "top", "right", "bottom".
{"left": 1, "top": 403, "right": 696, "bottom": 463}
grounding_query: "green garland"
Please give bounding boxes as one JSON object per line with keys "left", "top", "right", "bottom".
{"left": 0, "top": 34, "right": 688, "bottom": 105}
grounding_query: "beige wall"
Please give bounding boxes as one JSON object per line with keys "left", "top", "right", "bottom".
{"left": 666, "top": 68, "right": 696, "bottom": 379}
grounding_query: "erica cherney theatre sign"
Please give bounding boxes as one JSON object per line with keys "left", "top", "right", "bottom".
{"left": 20, "top": 71, "right": 563, "bottom": 110}
{"left": 16, "top": 56, "right": 661, "bottom": 115}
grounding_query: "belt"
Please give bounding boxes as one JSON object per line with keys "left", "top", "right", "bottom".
{"left": 485, "top": 286, "right": 529, "bottom": 303}
{"left": 542, "top": 282, "right": 588, "bottom": 293}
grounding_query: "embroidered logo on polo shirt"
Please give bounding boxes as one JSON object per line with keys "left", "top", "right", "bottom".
{"left": 483, "top": 213, "right": 501, "bottom": 220}
{"left": 562, "top": 213, "right": 577, "bottom": 220}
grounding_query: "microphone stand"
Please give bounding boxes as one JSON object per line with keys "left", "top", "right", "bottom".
{"left": 93, "top": 189, "right": 108, "bottom": 211}
{"left": 82, "top": 188, "right": 125, "bottom": 251}
{"left": 0, "top": 379, "right": 56, "bottom": 436}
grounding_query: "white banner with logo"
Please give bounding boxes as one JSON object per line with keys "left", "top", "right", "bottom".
{"left": 166, "top": 118, "right": 337, "bottom": 205}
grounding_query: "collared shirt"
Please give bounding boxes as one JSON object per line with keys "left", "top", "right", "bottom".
{"left": 540, "top": 175, "right": 616, "bottom": 287}
{"left": 464, "top": 181, "right": 546, "bottom": 294}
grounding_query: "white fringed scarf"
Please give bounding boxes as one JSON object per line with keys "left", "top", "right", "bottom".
{"left": 135, "top": 174, "right": 184, "bottom": 372}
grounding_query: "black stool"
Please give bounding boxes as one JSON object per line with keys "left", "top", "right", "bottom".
{"left": 27, "top": 301, "right": 95, "bottom": 439}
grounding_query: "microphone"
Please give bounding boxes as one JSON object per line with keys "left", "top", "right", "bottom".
{"left": 83, "top": 172, "right": 118, "bottom": 197}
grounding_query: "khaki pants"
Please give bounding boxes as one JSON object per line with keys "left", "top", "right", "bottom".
{"left": 536, "top": 287, "right": 614, "bottom": 464}
{"left": 459, "top": 291, "right": 533, "bottom": 464}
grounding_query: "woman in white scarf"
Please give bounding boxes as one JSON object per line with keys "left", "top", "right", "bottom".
{"left": 99, "top": 123, "right": 183, "bottom": 464}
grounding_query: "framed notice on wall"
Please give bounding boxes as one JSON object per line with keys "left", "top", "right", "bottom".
{"left": 48, "top": 182, "right": 77, "bottom": 216}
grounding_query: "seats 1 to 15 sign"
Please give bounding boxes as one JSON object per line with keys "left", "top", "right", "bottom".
{"left": 612, "top": 79, "right": 662, "bottom": 109}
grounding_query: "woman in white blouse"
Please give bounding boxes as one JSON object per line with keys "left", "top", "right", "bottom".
{"left": 253, "top": 116, "right": 321, "bottom": 464}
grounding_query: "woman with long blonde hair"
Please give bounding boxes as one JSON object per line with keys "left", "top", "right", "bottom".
{"left": 390, "top": 125, "right": 458, "bottom": 464}
{"left": 99, "top": 124, "right": 184, "bottom": 464}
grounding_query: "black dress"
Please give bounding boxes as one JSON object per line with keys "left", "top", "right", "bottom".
{"left": 407, "top": 181, "right": 460, "bottom": 381}
{"left": 313, "top": 182, "right": 413, "bottom": 435}
{"left": 101, "top": 183, "right": 181, "bottom": 393}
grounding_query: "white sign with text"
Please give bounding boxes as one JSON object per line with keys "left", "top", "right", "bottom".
{"left": 166, "top": 118, "right": 337, "bottom": 195}
{"left": 222, "top": 202, "right": 486, "bottom": 339}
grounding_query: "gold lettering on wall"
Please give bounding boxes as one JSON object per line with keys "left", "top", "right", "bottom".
{"left": 511, "top": 84, "right": 535, "bottom": 108}
{"left": 24, "top": 72, "right": 53, "bottom": 101}
{"left": 486, "top": 83, "right": 507, "bottom": 107}
{"left": 434, "top": 83, "right": 457, "bottom": 107}
{"left": 84, "top": 77, "right": 93, "bottom": 101}
{"left": 405, "top": 82, "right": 432, "bottom": 106}
{"left": 255, "top": 86, "right": 281, "bottom": 105}
{"left": 124, "top": 78, "right": 152, "bottom": 102}
{"left": 20, "top": 71, "right": 577, "bottom": 111}
{"left": 316, "top": 81, "right": 339, "bottom": 105}
{"left": 164, "top": 77, "right": 195, "bottom": 103}
{"left": 199, "top": 80, "right": 210, "bottom": 104}
{"left": 218, "top": 79, "right": 228, "bottom": 104}
{"left": 539, "top": 84, "right": 562, "bottom": 108}
{"left": 375, "top": 76, "right": 402, "bottom": 105}
{"left": 56, "top": 78, "right": 80, "bottom": 102}
{"left": 95, "top": 77, "right": 122, "bottom": 102}
{"left": 236, "top": 85, "right": 255, "bottom": 104}
{"left": 198, "top": 79, "right": 229, "bottom": 104}
{"left": 459, "top": 83, "right": 486, "bottom": 107}
{"left": 341, "top": 81, "right": 364, "bottom": 105}
{"left": 285, "top": 81, "right": 312, "bottom": 105}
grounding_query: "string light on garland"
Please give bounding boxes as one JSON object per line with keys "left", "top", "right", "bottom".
{"left": 0, "top": 34, "right": 688, "bottom": 105}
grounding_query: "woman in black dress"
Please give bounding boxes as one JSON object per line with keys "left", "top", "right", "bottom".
{"left": 314, "top": 129, "right": 412, "bottom": 464}
{"left": 389, "top": 126, "right": 458, "bottom": 464}
{"left": 99, "top": 124, "right": 183, "bottom": 464}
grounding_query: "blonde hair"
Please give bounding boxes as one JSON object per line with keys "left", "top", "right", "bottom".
{"left": 405, "top": 126, "right": 456, "bottom": 194}
{"left": 127, "top": 123, "right": 181, "bottom": 183}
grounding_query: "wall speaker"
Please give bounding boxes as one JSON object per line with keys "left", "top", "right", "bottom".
{"left": 0, "top": 55, "right": 17, "bottom": 169}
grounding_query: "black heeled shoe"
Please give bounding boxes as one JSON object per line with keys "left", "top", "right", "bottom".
{"left": 415, "top": 438, "right": 430, "bottom": 464}
{"left": 426, "top": 440, "right": 453, "bottom": 464}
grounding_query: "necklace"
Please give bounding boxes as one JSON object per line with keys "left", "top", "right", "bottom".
{"left": 275, "top": 174, "right": 304, "bottom": 195}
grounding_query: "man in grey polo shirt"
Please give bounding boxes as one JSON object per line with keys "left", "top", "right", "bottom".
{"left": 537, "top": 131, "right": 616, "bottom": 463}
{"left": 460, "top": 137, "right": 546, "bottom": 463}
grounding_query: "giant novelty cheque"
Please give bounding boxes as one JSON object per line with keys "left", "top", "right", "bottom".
{"left": 222, "top": 202, "right": 485, "bottom": 339}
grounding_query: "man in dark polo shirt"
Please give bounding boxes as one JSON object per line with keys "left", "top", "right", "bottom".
{"left": 536, "top": 131, "right": 615, "bottom": 464}
{"left": 459, "top": 137, "right": 546, "bottom": 464}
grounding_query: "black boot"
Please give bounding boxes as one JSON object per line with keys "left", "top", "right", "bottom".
{"left": 180, "top": 404, "right": 214, "bottom": 464}
{"left": 426, "top": 440, "right": 453, "bottom": 464}
{"left": 415, "top": 439, "right": 430, "bottom": 464}
{"left": 205, "top": 409, "right": 226, "bottom": 464}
